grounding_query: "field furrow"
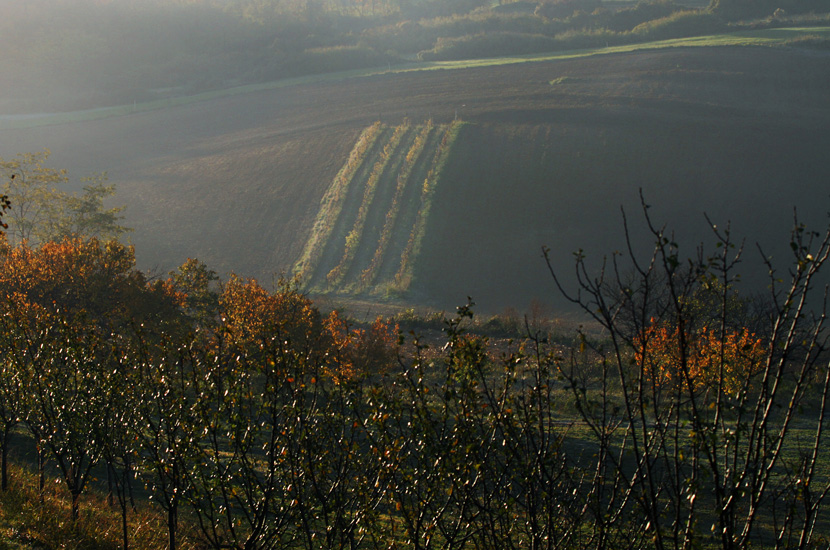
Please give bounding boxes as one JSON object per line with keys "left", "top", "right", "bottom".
{"left": 337, "top": 124, "right": 416, "bottom": 290}
{"left": 394, "top": 120, "right": 465, "bottom": 291}
{"left": 358, "top": 121, "right": 435, "bottom": 291}
{"left": 298, "top": 119, "right": 464, "bottom": 295}
{"left": 295, "top": 122, "right": 385, "bottom": 285}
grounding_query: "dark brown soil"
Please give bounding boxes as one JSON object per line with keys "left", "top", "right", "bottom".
{"left": 2, "top": 46, "right": 829, "bottom": 314}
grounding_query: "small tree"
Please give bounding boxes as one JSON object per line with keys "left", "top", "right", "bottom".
{"left": 7, "top": 302, "right": 111, "bottom": 521}
{"left": 0, "top": 236, "right": 184, "bottom": 521}
{"left": 0, "top": 325, "right": 22, "bottom": 491}
{"left": 545, "top": 194, "right": 830, "bottom": 548}
{"left": 133, "top": 333, "right": 202, "bottom": 550}
{"left": 0, "top": 151, "right": 129, "bottom": 246}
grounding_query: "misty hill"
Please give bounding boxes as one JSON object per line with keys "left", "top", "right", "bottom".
{"left": 3, "top": 43, "right": 830, "bottom": 313}
{"left": 1, "top": 0, "right": 827, "bottom": 115}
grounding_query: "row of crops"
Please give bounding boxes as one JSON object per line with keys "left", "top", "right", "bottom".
{"left": 294, "top": 119, "right": 464, "bottom": 295}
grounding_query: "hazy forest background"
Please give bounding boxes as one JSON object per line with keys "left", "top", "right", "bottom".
{"left": 0, "top": 0, "right": 826, "bottom": 115}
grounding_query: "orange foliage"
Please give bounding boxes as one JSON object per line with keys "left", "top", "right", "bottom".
{"left": 219, "top": 277, "right": 399, "bottom": 383}
{"left": 219, "top": 275, "right": 319, "bottom": 347}
{"left": 635, "top": 319, "right": 765, "bottom": 394}
{"left": 0, "top": 237, "right": 182, "bottom": 327}
{"left": 323, "top": 311, "right": 398, "bottom": 383}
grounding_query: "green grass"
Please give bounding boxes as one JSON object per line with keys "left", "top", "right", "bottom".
{"left": 3, "top": 26, "right": 827, "bottom": 131}
{"left": 408, "top": 25, "right": 830, "bottom": 69}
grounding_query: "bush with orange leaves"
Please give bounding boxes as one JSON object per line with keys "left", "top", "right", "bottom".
{"left": 323, "top": 311, "right": 398, "bottom": 383}
{"left": 635, "top": 318, "right": 766, "bottom": 395}
{"left": 218, "top": 276, "right": 398, "bottom": 383}
{"left": 0, "top": 236, "right": 183, "bottom": 329}
{"left": 219, "top": 274, "right": 320, "bottom": 346}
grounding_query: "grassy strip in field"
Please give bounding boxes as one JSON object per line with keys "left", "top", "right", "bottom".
{"left": 393, "top": 25, "right": 830, "bottom": 71}
{"left": 299, "top": 119, "right": 462, "bottom": 297}
{"left": 326, "top": 122, "right": 411, "bottom": 287}
{"left": 294, "top": 122, "right": 384, "bottom": 285}
{"left": 358, "top": 121, "right": 435, "bottom": 291}
{"left": 372, "top": 126, "right": 445, "bottom": 295}
{"left": 3, "top": 26, "right": 827, "bottom": 130}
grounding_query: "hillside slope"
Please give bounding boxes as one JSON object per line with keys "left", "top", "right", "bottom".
{"left": 2, "top": 45, "right": 829, "bottom": 313}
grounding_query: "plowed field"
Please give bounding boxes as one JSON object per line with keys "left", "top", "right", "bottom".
{"left": 2, "top": 45, "right": 830, "bottom": 313}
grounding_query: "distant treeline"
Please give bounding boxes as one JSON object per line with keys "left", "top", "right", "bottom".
{"left": 1, "top": 0, "right": 827, "bottom": 113}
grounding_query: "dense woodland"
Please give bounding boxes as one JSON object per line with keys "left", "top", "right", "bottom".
{"left": 1, "top": 153, "right": 830, "bottom": 549}
{"left": 1, "top": 0, "right": 828, "bottom": 113}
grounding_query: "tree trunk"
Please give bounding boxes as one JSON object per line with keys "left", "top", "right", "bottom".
{"left": 1, "top": 429, "right": 9, "bottom": 491}
{"left": 107, "top": 462, "right": 114, "bottom": 507}
{"left": 38, "top": 447, "right": 45, "bottom": 503}
{"left": 122, "top": 503, "right": 129, "bottom": 550}
{"left": 71, "top": 490, "right": 81, "bottom": 522}
{"left": 167, "top": 500, "right": 177, "bottom": 550}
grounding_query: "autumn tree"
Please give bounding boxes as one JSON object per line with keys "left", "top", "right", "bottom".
{"left": 291, "top": 315, "right": 396, "bottom": 549}
{"left": 0, "top": 313, "right": 22, "bottom": 491}
{"left": 183, "top": 332, "right": 298, "bottom": 550}
{"left": 132, "top": 333, "right": 203, "bottom": 550}
{"left": 322, "top": 310, "right": 397, "bottom": 383}
{"left": 0, "top": 190, "right": 17, "bottom": 489}
{"left": 8, "top": 303, "right": 113, "bottom": 521}
{"left": 184, "top": 276, "right": 326, "bottom": 548}
{"left": 546, "top": 195, "right": 830, "bottom": 548}
{"left": 101, "top": 338, "right": 143, "bottom": 550}
{"left": 180, "top": 275, "right": 403, "bottom": 548}
{"left": 0, "top": 237, "right": 182, "bottom": 329}
{"left": 0, "top": 236, "right": 183, "bottom": 519}
{"left": 636, "top": 318, "right": 765, "bottom": 395}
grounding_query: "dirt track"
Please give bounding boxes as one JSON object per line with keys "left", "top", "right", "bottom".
{"left": 2, "top": 46, "right": 829, "bottom": 313}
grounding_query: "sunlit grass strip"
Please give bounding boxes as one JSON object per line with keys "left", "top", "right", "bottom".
{"left": 358, "top": 121, "right": 435, "bottom": 290}
{"left": 394, "top": 120, "right": 464, "bottom": 292}
{"left": 294, "top": 122, "right": 384, "bottom": 284}
{"left": 398, "top": 26, "right": 830, "bottom": 71}
{"left": 327, "top": 121, "right": 411, "bottom": 287}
